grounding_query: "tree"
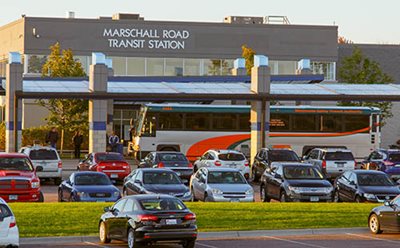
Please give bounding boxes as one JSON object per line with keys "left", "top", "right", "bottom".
{"left": 39, "top": 42, "right": 88, "bottom": 154}
{"left": 338, "top": 46, "right": 394, "bottom": 124}
{"left": 338, "top": 36, "right": 353, "bottom": 44}
{"left": 241, "top": 45, "right": 256, "bottom": 76}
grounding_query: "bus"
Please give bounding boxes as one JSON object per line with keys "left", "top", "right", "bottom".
{"left": 131, "top": 103, "right": 381, "bottom": 162}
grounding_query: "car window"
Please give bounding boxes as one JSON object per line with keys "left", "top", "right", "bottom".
{"left": 357, "top": 173, "right": 394, "bottom": 186}
{"left": 388, "top": 153, "right": 400, "bottom": 162}
{"left": 122, "top": 199, "right": 134, "bottom": 212}
{"left": 218, "top": 153, "right": 245, "bottom": 161}
{"left": 342, "top": 171, "right": 351, "bottom": 181}
{"left": 370, "top": 152, "right": 383, "bottom": 160}
{"left": 308, "top": 150, "right": 317, "bottom": 159}
{"left": 0, "top": 204, "right": 12, "bottom": 218}
{"left": 0, "top": 157, "right": 34, "bottom": 171}
{"left": 139, "top": 198, "right": 186, "bottom": 211}
{"left": 143, "top": 171, "right": 181, "bottom": 184}
{"left": 393, "top": 195, "right": 400, "bottom": 206}
{"left": 348, "top": 173, "right": 357, "bottom": 183}
{"left": 29, "top": 149, "right": 58, "bottom": 160}
{"left": 135, "top": 171, "right": 143, "bottom": 181}
{"left": 74, "top": 174, "right": 111, "bottom": 186}
{"left": 276, "top": 165, "right": 283, "bottom": 175}
{"left": 112, "top": 199, "right": 126, "bottom": 212}
{"left": 268, "top": 150, "right": 300, "bottom": 162}
{"left": 207, "top": 152, "right": 215, "bottom": 160}
{"left": 283, "top": 166, "right": 323, "bottom": 179}
{"left": 95, "top": 153, "right": 124, "bottom": 162}
{"left": 324, "top": 152, "right": 354, "bottom": 161}
{"left": 158, "top": 153, "right": 187, "bottom": 162}
{"left": 207, "top": 171, "right": 246, "bottom": 184}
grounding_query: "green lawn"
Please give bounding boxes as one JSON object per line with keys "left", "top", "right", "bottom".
{"left": 9, "top": 202, "right": 380, "bottom": 237}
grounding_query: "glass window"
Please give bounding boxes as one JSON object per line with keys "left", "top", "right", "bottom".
{"left": 29, "top": 149, "right": 58, "bottom": 160}
{"left": 112, "top": 199, "right": 126, "bottom": 212}
{"left": 204, "top": 59, "right": 221, "bottom": 76}
{"left": 0, "top": 204, "right": 12, "bottom": 218}
{"left": 291, "top": 115, "right": 317, "bottom": 132}
{"left": 343, "top": 115, "right": 369, "bottom": 132}
{"left": 139, "top": 198, "right": 186, "bottom": 211}
{"left": 141, "top": 113, "right": 156, "bottom": 137}
{"left": 207, "top": 171, "right": 246, "bottom": 184}
{"left": 212, "top": 113, "right": 237, "bottom": 130}
{"left": 320, "top": 115, "right": 343, "bottom": 132}
{"left": 75, "top": 56, "right": 89, "bottom": 75}
{"left": 27, "top": 55, "right": 47, "bottom": 74}
{"left": 311, "top": 61, "right": 336, "bottom": 81}
{"left": 143, "top": 171, "right": 181, "bottom": 184}
{"left": 183, "top": 59, "right": 201, "bottom": 76}
{"left": 185, "top": 113, "right": 210, "bottom": 131}
{"left": 127, "top": 57, "right": 145, "bottom": 76}
{"left": 283, "top": 166, "right": 323, "bottom": 179}
{"left": 146, "top": 58, "right": 164, "bottom": 76}
{"left": 165, "top": 58, "right": 183, "bottom": 76}
{"left": 221, "top": 59, "right": 234, "bottom": 75}
{"left": 238, "top": 114, "right": 250, "bottom": 131}
{"left": 218, "top": 153, "right": 245, "bottom": 161}
{"left": 111, "top": 57, "right": 127, "bottom": 76}
{"left": 270, "top": 114, "right": 290, "bottom": 131}
{"left": 277, "top": 61, "right": 296, "bottom": 74}
{"left": 158, "top": 113, "right": 183, "bottom": 130}
{"left": 123, "top": 199, "right": 135, "bottom": 212}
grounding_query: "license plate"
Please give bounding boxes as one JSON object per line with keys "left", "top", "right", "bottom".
{"left": 337, "top": 164, "right": 344, "bottom": 168}
{"left": 310, "top": 196, "right": 319, "bottom": 202}
{"left": 110, "top": 174, "right": 118, "bottom": 178}
{"left": 229, "top": 164, "right": 237, "bottom": 168}
{"left": 230, "top": 198, "right": 240, "bottom": 202}
{"left": 165, "top": 219, "right": 177, "bottom": 225}
{"left": 9, "top": 195, "right": 18, "bottom": 200}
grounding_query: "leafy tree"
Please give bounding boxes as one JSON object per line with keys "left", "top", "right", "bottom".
{"left": 338, "top": 36, "right": 353, "bottom": 44}
{"left": 207, "top": 59, "right": 229, "bottom": 75}
{"left": 338, "top": 46, "right": 394, "bottom": 124}
{"left": 39, "top": 42, "right": 88, "bottom": 154}
{"left": 241, "top": 45, "right": 256, "bottom": 76}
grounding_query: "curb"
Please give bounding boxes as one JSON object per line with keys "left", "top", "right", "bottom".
{"left": 20, "top": 227, "right": 369, "bottom": 244}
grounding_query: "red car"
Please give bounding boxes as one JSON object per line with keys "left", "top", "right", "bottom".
{"left": 78, "top": 152, "right": 131, "bottom": 181}
{"left": 0, "top": 153, "right": 44, "bottom": 202}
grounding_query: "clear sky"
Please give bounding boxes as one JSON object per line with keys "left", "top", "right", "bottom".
{"left": 2, "top": 0, "right": 399, "bottom": 44}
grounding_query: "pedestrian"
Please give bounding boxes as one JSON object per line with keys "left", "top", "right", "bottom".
{"left": 72, "top": 130, "right": 83, "bottom": 159}
{"left": 108, "top": 131, "right": 120, "bottom": 152}
{"left": 46, "top": 127, "right": 59, "bottom": 149}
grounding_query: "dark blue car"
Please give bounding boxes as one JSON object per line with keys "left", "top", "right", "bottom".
{"left": 58, "top": 172, "right": 121, "bottom": 202}
{"left": 362, "top": 149, "right": 400, "bottom": 182}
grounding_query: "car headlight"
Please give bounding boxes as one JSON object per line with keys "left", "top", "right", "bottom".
{"left": 77, "top": 192, "right": 88, "bottom": 198}
{"left": 245, "top": 189, "right": 254, "bottom": 195}
{"left": 364, "top": 193, "right": 376, "bottom": 199}
{"left": 183, "top": 191, "right": 192, "bottom": 197}
{"left": 31, "top": 181, "right": 40, "bottom": 189}
{"left": 113, "top": 191, "right": 120, "bottom": 197}
{"left": 288, "top": 186, "right": 301, "bottom": 193}
{"left": 211, "top": 188, "right": 223, "bottom": 195}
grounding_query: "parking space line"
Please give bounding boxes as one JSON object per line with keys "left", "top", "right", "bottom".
{"left": 83, "top": 242, "right": 110, "bottom": 248}
{"left": 263, "top": 236, "right": 329, "bottom": 248}
{"left": 196, "top": 242, "right": 220, "bottom": 248}
{"left": 345, "top": 233, "right": 400, "bottom": 244}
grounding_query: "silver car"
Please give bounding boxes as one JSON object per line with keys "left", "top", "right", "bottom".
{"left": 190, "top": 167, "right": 254, "bottom": 202}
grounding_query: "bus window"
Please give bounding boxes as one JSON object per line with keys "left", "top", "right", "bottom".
{"left": 343, "top": 115, "right": 369, "bottom": 132}
{"left": 158, "top": 113, "right": 184, "bottom": 130}
{"left": 270, "top": 114, "right": 290, "bottom": 132}
{"left": 238, "top": 114, "right": 250, "bottom": 131}
{"left": 319, "top": 115, "right": 343, "bottom": 132}
{"left": 212, "top": 113, "right": 238, "bottom": 131}
{"left": 291, "top": 115, "right": 317, "bottom": 132}
{"left": 185, "top": 113, "right": 210, "bottom": 131}
{"left": 141, "top": 114, "right": 156, "bottom": 137}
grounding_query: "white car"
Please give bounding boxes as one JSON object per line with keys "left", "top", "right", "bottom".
{"left": 194, "top": 150, "right": 250, "bottom": 179}
{"left": 20, "top": 145, "right": 62, "bottom": 185}
{"left": 0, "top": 198, "right": 19, "bottom": 247}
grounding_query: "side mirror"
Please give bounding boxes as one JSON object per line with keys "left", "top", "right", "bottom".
{"left": 36, "top": 166, "right": 43, "bottom": 172}
{"left": 302, "top": 155, "right": 307, "bottom": 160}
{"left": 104, "top": 206, "right": 111, "bottom": 212}
{"left": 274, "top": 174, "right": 282, "bottom": 180}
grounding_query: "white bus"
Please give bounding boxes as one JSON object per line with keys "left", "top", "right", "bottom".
{"left": 132, "top": 103, "right": 381, "bottom": 162}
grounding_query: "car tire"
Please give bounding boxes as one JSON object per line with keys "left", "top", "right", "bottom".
{"left": 333, "top": 190, "right": 341, "bottom": 203}
{"left": 38, "top": 192, "right": 44, "bottom": 202}
{"left": 260, "top": 184, "right": 270, "bottom": 203}
{"left": 99, "top": 221, "right": 111, "bottom": 243}
{"left": 127, "top": 228, "right": 141, "bottom": 248}
{"left": 54, "top": 178, "right": 62, "bottom": 185}
{"left": 58, "top": 190, "right": 64, "bottom": 202}
{"left": 182, "top": 239, "right": 196, "bottom": 248}
{"left": 204, "top": 193, "right": 212, "bottom": 202}
{"left": 280, "top": 191, "right": 288, "bottom": 202}
{"left": 69, "top": 194, "right": 76, "bottom": 202}
{"left": 369, "top": 213, "right": 383, "bottom": 234}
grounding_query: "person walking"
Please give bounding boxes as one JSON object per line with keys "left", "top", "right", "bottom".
{"left": 108, "top": 131, "right": 120, "bottom": 153}
{"left": 72, "top": 130, "right": 84, "bottom": 159}
{"left": 46, "top": 127, "right": 59, "bottom": 149}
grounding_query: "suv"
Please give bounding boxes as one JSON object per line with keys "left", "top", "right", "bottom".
{"left": 252, "top": 148, "right": 300, "bottom": 182}
{"left": 0, "top": 198, "right": 19, "bottom": 247}
{"left": 20, "top": 145, "right": 62, "bottom": 185}
{"left": 194, "top": 150, "right": 250, "bottom": 179}
{"left": 303, "top": 148, "right": 355, "bottom": 179}
{"left": 0, "top": 153, "right": 44, "bottom": 202}
{"left": 361, "top": 149, "right": 400, "bottom": 182}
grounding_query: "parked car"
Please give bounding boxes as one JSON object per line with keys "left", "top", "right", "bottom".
{"left": 58, "top": 172, "right": 121, "bottom": 202}
{"left": 368, "top": 195, "right": 400, "bottom": 234}
{"left": 0, "top": 153, "right": 44, "bottom": 202}
{"left": 190, "top": 167, "right": 254, "bottom": 202}
{"left": 193, "top": 150, "right": 250, "bottom": 179}
{"left": 0, "top": 198, "right": 19, "bottom": 247}
{"left": 252, "top": 148, "right": 300, "bottom": 182}
{"left": 361, "top": 149, "right": 400, "bottom": 182}
{"left": 303, "top": 148, "right": 355, "bottom": 179}
{"left": 78, "top": 152, "right": 131, "bottom": 181}
{"left": 122, "top": 168, "right": 192, "bottom": 201}
{"left": 99, "top": 194, "right": 197, "bottom": 248}
{"left": 139, "top": 152, "right": 193, "bottom": 181}
{"left": 260, "top": 162, "right": 333, "bottom": 202}
{"left": 333, "top": 170, "right": 400, "bottom": 203}
{"left": 20, "top": 145, "right": 62, "bottom": 185}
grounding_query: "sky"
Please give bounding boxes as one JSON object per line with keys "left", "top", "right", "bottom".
{"left": 2, "top": 0, "right": 399, "bottom": 44}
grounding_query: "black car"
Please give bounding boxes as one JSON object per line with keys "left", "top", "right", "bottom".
{"left": 368, "top": 195, "right": 400, "bottom": 234}
{"left": 333, "top": 170, "right": 400, "bottom": 203}
{"left": 361, "top": 149, "right": 400, "bottom": 182}
{"left": 123, "top": 168, "right": 192, "bottom": 201}
{"left": 260, "top": 163, "right": 333, "bottom": 202}
{"left": 99, "top": 194, "right": 197, "bottom": 248}
{"left": 252, "top": 148, "right": 300, "bottom": 182}
{"left": 139, "top": 152, "right": 193, "bottom": 181}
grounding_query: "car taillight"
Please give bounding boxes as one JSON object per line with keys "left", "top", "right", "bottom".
{"left": 322, "top": 160, "right": 326, "bottom": 169}
{"left": 139, "top": 214, "right": 159, "bottom": 222}
{"left": 158, "top": 162, "right": 165, "bottom": 168}
{"left": 244, "top": 161, "right": 249, "bottom": 167}
{"left": 9, "top": 218, "right": 16, "bottom": 228}
{"left": 58, "top": 161, "right": 62, "bottom": 168}
{"left": 214, "top": 161, "right": 222, "bottom": 166}
{"left": 183, "top": 213, "right": 196, "bottom": 220}
{"left": 354, "top": 160, "right": 357, "bottom": 168}
{"left": 188, "top": 163, "right": 193, "bottom": 168}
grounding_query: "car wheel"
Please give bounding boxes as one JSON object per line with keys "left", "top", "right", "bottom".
{"left": 58, "top": 190, "right": 64, "bottom": 202}
{"left": 127, "top": 228, "right": 141, "bottom": 248}
{"left": 369, "top": 214, "right": 383, "bottom": 234}
{"left": 38, "top": 192, "right": 44, "bottom": 202}
{"left": 69, "top": 194, "right": 76, "bottom": 202}
{"left": 54, "top": 178, "right": 62, "bottom": 185}
{"left": 182, "top": 239, "right": 196, "bottom": 248}
{"left": 204, "top": 193, "right": 212, "bottom": 202}
{"left": 260, "top": 184, "right": 270, "bottom": 202}
{"left": 280, "top": 191, "right": 288, "bottom": 202}
{"left": 333, "top": 190, "right": 341, "bottom": 203}
{"left": 99, "top": 221, "right": 111, "bottom": 243}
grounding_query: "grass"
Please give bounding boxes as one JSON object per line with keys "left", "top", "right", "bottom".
{"left": 9, "top": 202, "right": 380, "bottom": 237}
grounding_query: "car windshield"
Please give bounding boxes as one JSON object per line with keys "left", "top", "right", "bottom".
{"left": 0, "top": 204, "right": 12, "bottom": 218}
{"left": 158, "top": 153, "right": 187, "bottom": 162}
{"left": 96, "top": 153, "right": 124, "bottom": 162}
{"left": 74, "top": 174, "right": 111, "bottom": 185}
{"left": 283, "top": 166, "right": 324, "bottom": 180}
{"left": 0, "top": 158, "right": 34, "bottom": 171}
{"left": 388, "top": 153, "right": 400, "bottom": 163}
{"left": 207, "top": 171, "right": 246, "bottom": 184}
{"left": 143, "top": 171, "right": 181, "bottom": 184}
{"left": 29, "top": 149, "right": 58, "bottom": 160}
{"left": 139, "top": 198, "right": 186, "bottom": 211}
{"left": 357, "top": 174, "right": 394, "bottom": 186}
{"left": 218, "top": 153, "right": 245, "bottom": 161}
{"left": 325, "top": 152, "right": 354, "bottom": 161}
{"left": 268, "top": 150, "right": 300, "bottom": 162}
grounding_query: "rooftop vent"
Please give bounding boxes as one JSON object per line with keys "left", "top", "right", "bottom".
{"left": 264, "top": 16, "right": 291, "bottom": 25}
{"left": 224, "top": 16, "right": 264, "bottom": 24}
{"left": 112, "top": 13, "right": 144, "bottom": 20}
{"left": 66, "top": 11, "right": 75, "bottom": 19}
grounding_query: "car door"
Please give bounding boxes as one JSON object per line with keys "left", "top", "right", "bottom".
{"left": 115, "top": 199, "right": 135, "bottom": 238}
{"left": 335, "top": 173, "right": 347, "bottom": 201}
{"left": 340, "top": 172, "right": 356, "bottom": 202}
{"left": 256, "top": 150, "right": 268, "bottom": 176}
{"left": 63, "top": 174, "right": 75, "bottom": 200}
{"left": 269, "top": 165, "right": 283, "bottom": 199}
{"left": 190, "top": 170, "right": 201, "bottom": 199}
{"left": 391, "top": 197, "right": 400, "bottom": 231}
{"left": 130, "top": 171, "right": 144, "bottom": 194}
{"left": 196, "top": 169, "right": 208, "bottom": 200}
{"left": 124, "top": 170, "right": 137, "bottom": 195}
{"left": 0, "top": 204, "right": 12, "bottom": 238}
{"left": 263, "top": 166, "right": 275, "bottom": 199}
{"left": 107, "top": 199, "right": 127, "bottom": 238}
{"left": 347, "top": 172, "right": 359, "bottom": 201}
